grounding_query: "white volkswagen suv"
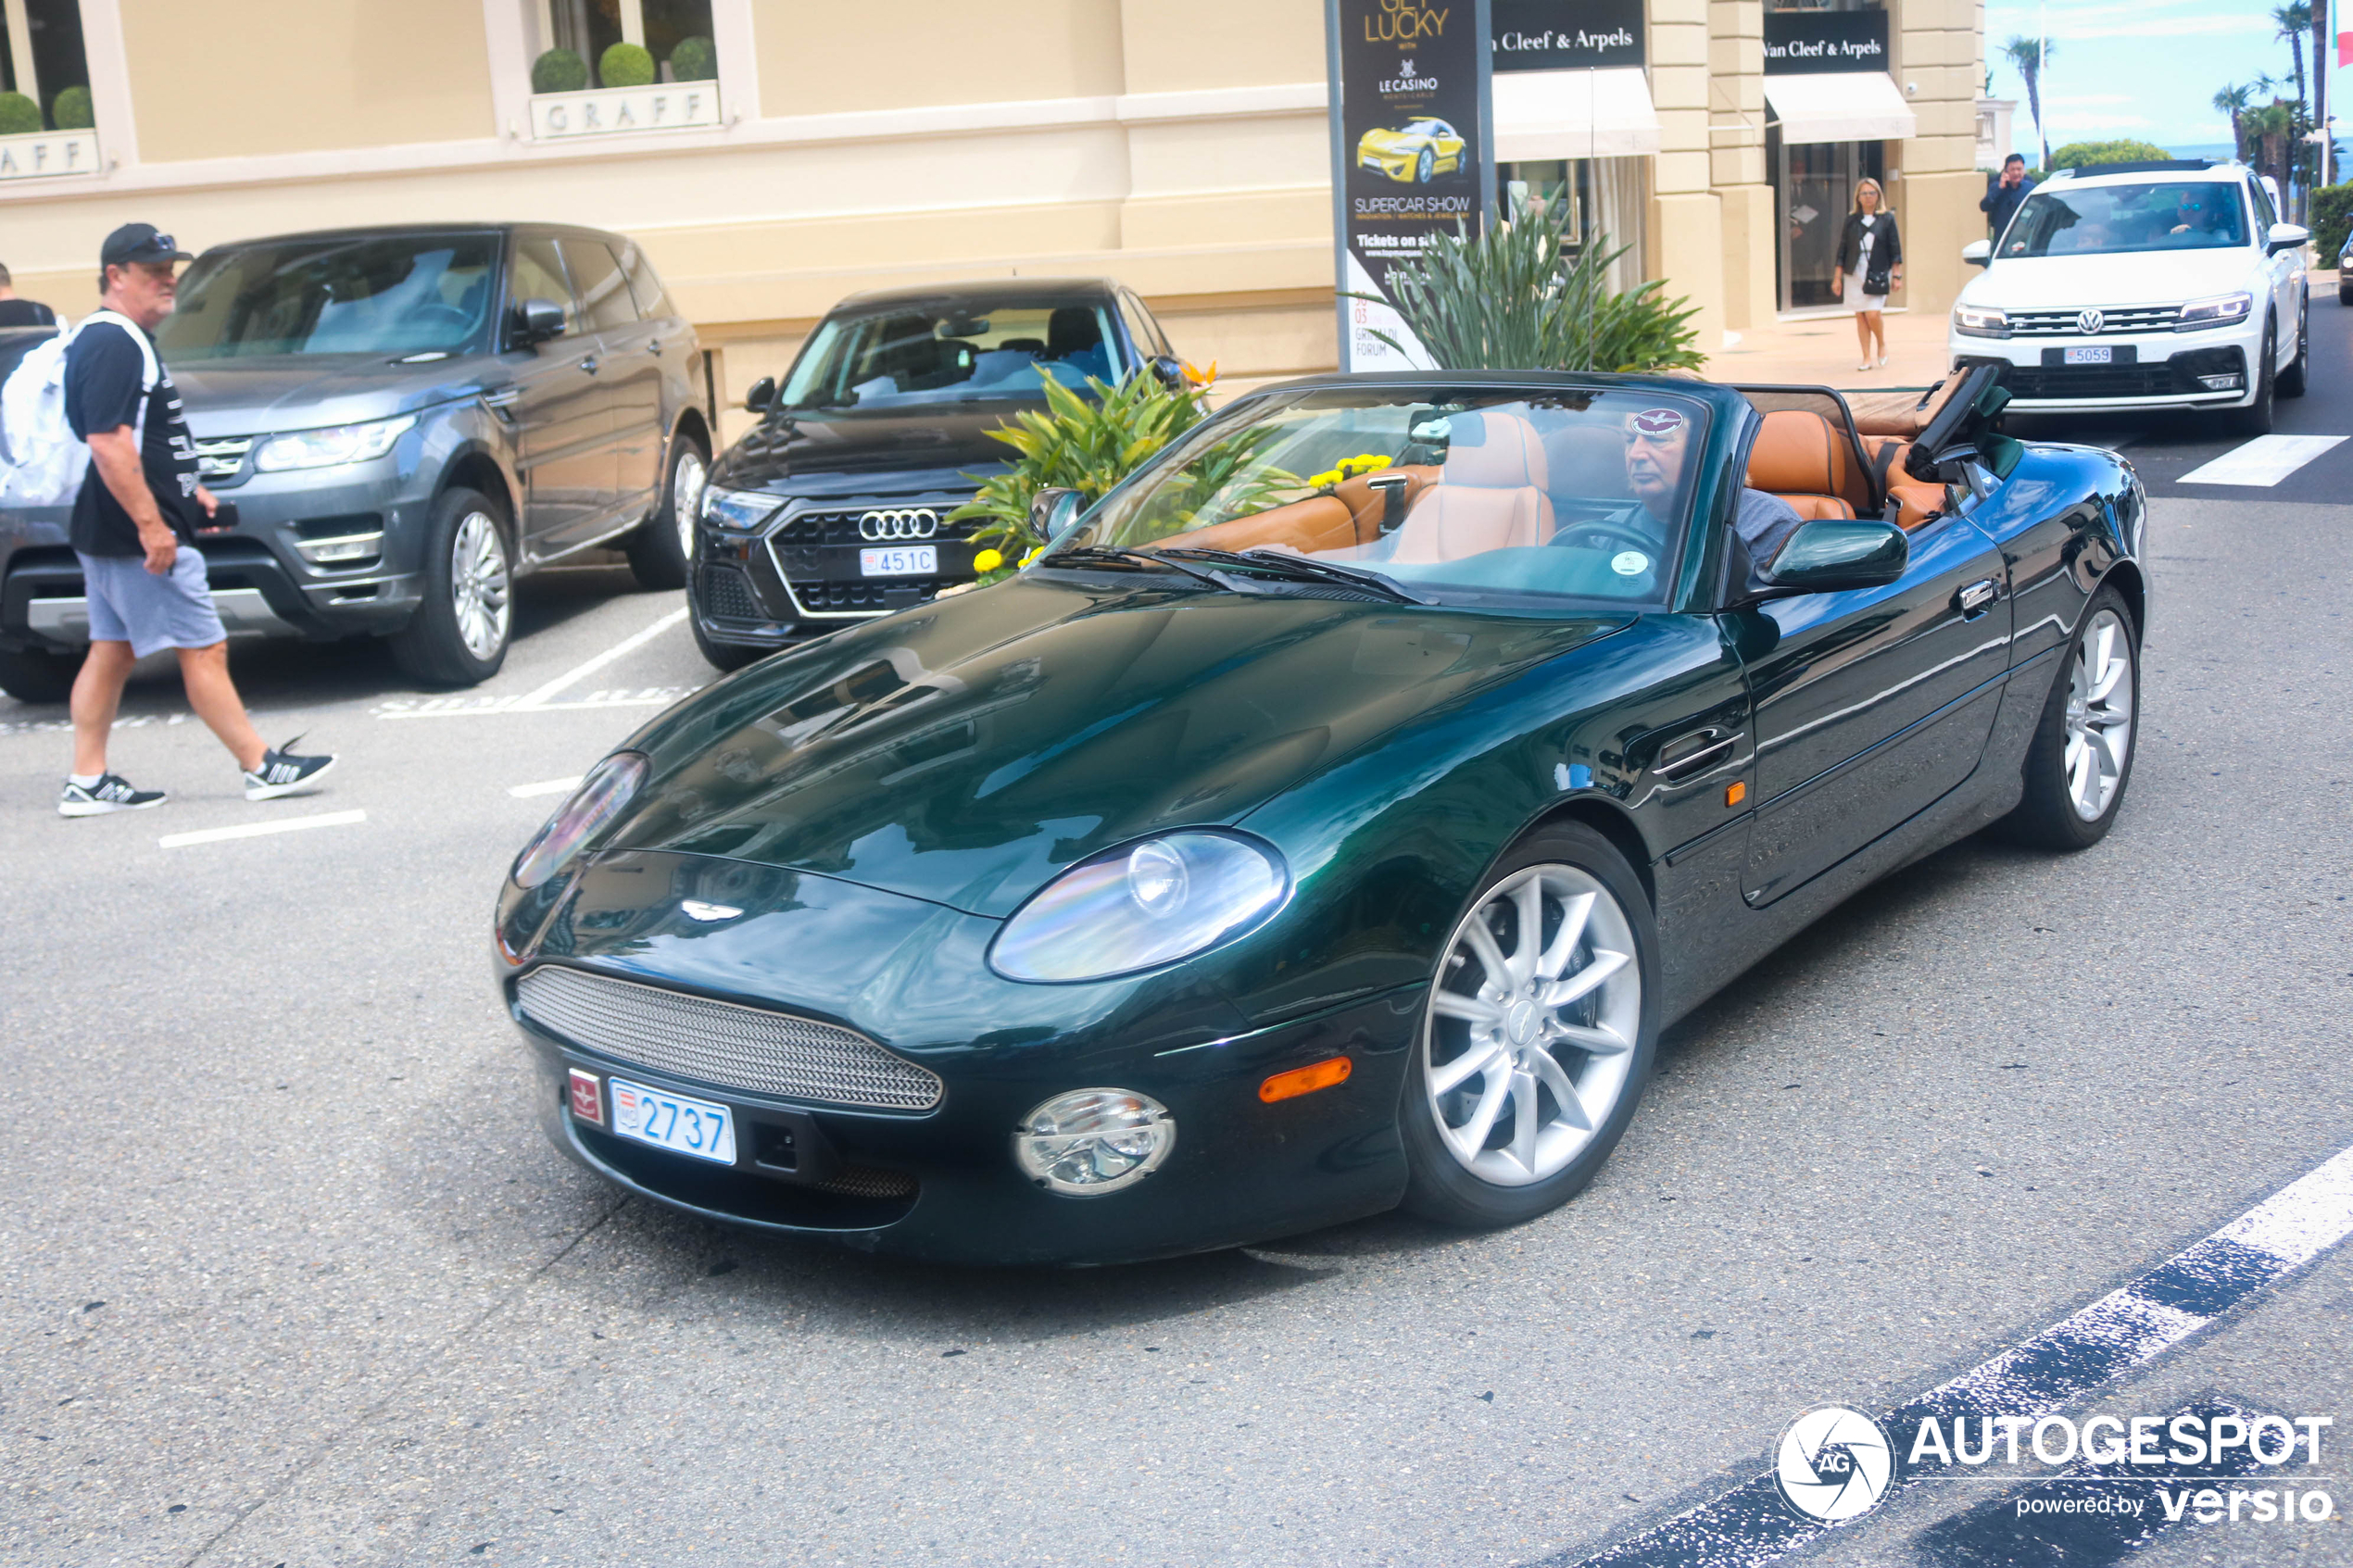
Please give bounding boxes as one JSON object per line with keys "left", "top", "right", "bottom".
{"left": 1948, "top": 160, "right": 2309, "bottom": 433}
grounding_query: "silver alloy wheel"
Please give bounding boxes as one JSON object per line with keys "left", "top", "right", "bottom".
{"left": 450, "top": 509, "right": 511, "bottom": 662}
{"left": 2063, "top": 607, "right": 2133, "bottom": 821}
{"left": 1423, "top": 864, "right": 1642, "bottom": 1187}
{"left": 672, "top": 445, "right": 708, "bottom": 562}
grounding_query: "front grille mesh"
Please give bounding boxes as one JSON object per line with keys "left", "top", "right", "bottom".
{"left": 696, "top": 563, "right": 764, "bottom": 621}
{"left": 2008, "top": 305, "right": 2183, "bottom": 335}
{"left": 195, "top": 437, "right": 253, "bottom": 481}
{"left": 518, "top": 967, "right": 943, "bottom": 1111}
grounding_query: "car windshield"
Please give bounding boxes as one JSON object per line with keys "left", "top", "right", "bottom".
{"left": 1050, "top": 386, "right": 1709, "bottom": 609}
{"left": 2000, "top": 181, "right": 2249, "bottom": 257}
{"left": 779, "top": 298, "right": 1121, "bottom": 410}
{"left": 157, "top": 234, "right": 497, "bottom": 359}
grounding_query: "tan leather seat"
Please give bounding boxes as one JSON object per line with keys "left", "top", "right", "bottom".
{"left": 1746, "top": 409, "right": 1857, "bottom": 520}
{"left": 1390, "top": 413, "right": 1556, "bottom": 562}
{"left": 1860, "top": 436, "right": 1946, "bottom": 532}
{"left": 1175, "top": 464, "right": 1440, "bottom": 556}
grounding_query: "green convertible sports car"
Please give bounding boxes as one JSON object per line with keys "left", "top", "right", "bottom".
{"left": 495, "top": 364, "right": 2146, "bottom": 1264}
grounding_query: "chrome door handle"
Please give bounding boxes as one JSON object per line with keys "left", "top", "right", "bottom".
{"left": 578, "top": 356, "right": 600, "bottom": 375}
{"left": 1654, "top": 730, "right": 1736, "bottom": 781}
{"left": 1955, "top": 577, "right": 2001, "bottom": 618}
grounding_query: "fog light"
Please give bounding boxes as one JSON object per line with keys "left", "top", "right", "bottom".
{"left": 1013, "top": 1088, "right": 1175, "bottom": 1196}
{"left": 2198, "top": 373, "right": 2244, "bottom": 391}
{"left": 296, "top": 531, "right": 384, "bottom": 565}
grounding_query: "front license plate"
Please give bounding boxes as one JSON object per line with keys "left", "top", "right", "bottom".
{"left": 859, "top": 546, "right": 937, "bottom": 577}
{"left": 610, "top": 1077, "right": 736, "bottom": 1165}
{"left": 2064, "top": 345, "right": 2113, "bottom": 365}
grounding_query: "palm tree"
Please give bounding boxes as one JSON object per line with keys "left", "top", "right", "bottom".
{"left": 2215, "top": 82, "right": 2259, "bottom": 162}
{"left": 2312, "top": 0, "right": 2331, "bottom": 186}
{"left": 2002, "top": 34, "right": 2056, "bottom": 169}
{"left": 2275, "top": 3, "right": 2311, "bottom": 111}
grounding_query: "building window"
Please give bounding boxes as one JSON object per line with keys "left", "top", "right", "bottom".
{"left": 1500, "top": 158, "right": 1647, "bottom": 294}
{"left": 523, "top": 0, "right": 722, "bottom": 141}
{"left": 1, "top": 0, "right": 92, "bottom": 130}
{"left": 529, "top": 0, "right": 717, "bottom": 88}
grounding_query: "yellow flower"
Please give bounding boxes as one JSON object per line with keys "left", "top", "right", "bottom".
{"left": 973, "top": 548, "right": 1004, "bottom": 573}
{"left": 1019, "top": 546, "right": 1044, "bottom": 566}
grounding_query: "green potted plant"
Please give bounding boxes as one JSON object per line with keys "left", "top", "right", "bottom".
{"left": 0, "top": 92, "right": 40, "bottom": 136}
{"left": 598, "top": 42, "right": 656, "bottom": 88}
{"left": 531, "top": 48, "right": 587, "bottom": 94}
{"left": 48, "top": 85, "right": 93, "bottom": 130}
{"left": 669, "top": 35, "right": 717, "bottom": 82}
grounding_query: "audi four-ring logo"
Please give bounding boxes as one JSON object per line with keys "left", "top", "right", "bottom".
{"left": 859, "top": 508, "right": 939, "bottom": 541}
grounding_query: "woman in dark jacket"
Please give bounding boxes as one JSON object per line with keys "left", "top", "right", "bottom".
{"left": 1832, "top": 178, "right": 1903, "bottom": 370}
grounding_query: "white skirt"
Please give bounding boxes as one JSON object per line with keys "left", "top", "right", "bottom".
{"left": 1843, "top": 271, "right": 1888, "bottom": 310}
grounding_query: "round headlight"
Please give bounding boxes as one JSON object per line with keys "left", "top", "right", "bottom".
{"left": 510, "top": 751, "right": 647, "bottom": 889}
{"left": 1013, "top": 1088, "right": 1176, "bottom": 1196}
{"left": 988, "top": 830, "right": 1288, "bottom": 984}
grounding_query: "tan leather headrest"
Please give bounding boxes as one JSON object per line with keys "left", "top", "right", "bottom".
{"left": 1441, "top": 412, "right": 1549, "bottom": 490}
{"left": 1747, "top": 409, "right": 1854, "bottom": 497}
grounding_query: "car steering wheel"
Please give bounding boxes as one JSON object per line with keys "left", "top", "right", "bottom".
{"left": 1551, "top": 519, "right": 1662, "bottom": 558}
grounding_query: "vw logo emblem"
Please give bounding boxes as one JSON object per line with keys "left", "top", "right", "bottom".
{"left": 858, "top": 508, "right": 938, "bottom": 542}
{"left": 2077, "top": 308, "right": 2105, "bottom": 335}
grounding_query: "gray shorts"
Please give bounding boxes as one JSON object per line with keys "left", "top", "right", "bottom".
{"left": 77, "top": 546, "right": 227, "bottom": 659}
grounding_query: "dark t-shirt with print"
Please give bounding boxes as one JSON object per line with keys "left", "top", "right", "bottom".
{"left": 64, "top": 318, "right": 201, "bottom": 557}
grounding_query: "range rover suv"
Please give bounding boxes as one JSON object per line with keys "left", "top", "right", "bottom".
{"left": 688, "top": 278, "right": 1179, "bottom": 670}
{"left": 1948, "top": 159, "right": 2309, "bottom": 433}
{"left": 0, "top": 222, "right": 711, "bottom": 702}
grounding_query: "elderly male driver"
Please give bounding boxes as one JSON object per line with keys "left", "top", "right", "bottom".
{"left": 1561, "top": 405, "right": 1806, "bottom": 568}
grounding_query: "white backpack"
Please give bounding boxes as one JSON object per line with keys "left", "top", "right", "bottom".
{"left": 0, "top": 309, "right": 157, "bottom": 509}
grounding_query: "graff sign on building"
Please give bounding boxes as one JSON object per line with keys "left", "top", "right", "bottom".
{"left": 1327, "top": 0, "right": 1494, "bottom": 370}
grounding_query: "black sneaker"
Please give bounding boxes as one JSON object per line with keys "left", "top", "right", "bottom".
{"left": 58, "top": 773, "right": 168, "bottom": 817}
{"left": 244, "top": 736, "right": 337, "bottom": 801}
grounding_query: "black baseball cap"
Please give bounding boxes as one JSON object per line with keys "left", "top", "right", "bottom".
{"left": 99, "top": 222, "right": 193, "bottom": 269}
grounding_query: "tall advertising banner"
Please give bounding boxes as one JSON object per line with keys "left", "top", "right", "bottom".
{"left": 1328, "top": 0, "right": 1494, "bottom": 370}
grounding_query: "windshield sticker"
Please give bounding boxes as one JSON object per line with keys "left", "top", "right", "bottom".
{"left": 1612, "top": 551, "right": 1651, "bottom": 576}
{"left": 1630, "top": 408, "right": 1686, "bottom": 436}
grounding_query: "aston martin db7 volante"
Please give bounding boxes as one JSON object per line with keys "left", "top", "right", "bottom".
{"left": 495, "top": 363, "right": 2145, "bottom": 1265}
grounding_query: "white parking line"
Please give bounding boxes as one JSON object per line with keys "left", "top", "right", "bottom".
{"left": 373, "top": 605, "right": 693, "bottom": 721}
{"left": 508, "top": 776, "right": 583, "bottom": 798}
{"left": 158, "top": 809, "right": 367, "bottom": 850}
{"left": 2177, "top": 433, "right": 2347, "bottom": 485}
{"left": 514, "top": 606, "right": 689, "bottom": 708}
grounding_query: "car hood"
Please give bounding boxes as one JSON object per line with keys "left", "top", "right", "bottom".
{"left": 708, "top": 405, "right": 1026, "bottom": 500}
{"left": 166, "top": 353, "right": 490, "bottom": 439}
{"left": 1960, "top": 247, "right": 2260, "bottom": 309}
{"left": 606, "top": 576, "right": 1632, "bottom": 918}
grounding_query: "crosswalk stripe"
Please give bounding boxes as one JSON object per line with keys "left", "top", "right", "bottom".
{"left": 2177, "top": 433, "right": 2347, "bottom": 486}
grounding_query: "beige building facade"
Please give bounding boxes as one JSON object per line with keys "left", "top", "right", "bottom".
{"left": 0, "top": 0, "right": 1984, "bottom": 421}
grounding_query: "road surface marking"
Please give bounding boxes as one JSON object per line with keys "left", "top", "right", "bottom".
{"left": 509, "top": 776, "right": 583, "bottom": 798}
{"left": 376, "top": 686, "right": 698, "bottom": 721}
{"left": 1543, "top": 1140, "right": 2353, "bottom": 1567}
{"left": 2177, "top": 433, "right": 2346, "bottom": 486}
{"left": 158, "top": 809, "right": 368, "bottom": 849}
{"left": 513, "top": 605, "right": 689, "bottom": 709}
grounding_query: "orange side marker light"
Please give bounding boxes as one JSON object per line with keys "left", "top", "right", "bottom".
{"left": 1726, "top": 780, "right": 1748, "bottom": 808}
{"left": 1260, "top": 1056, "right": 1353, "bottom": 1104}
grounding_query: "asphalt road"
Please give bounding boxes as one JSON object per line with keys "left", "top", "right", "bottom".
{"left": 3, "top": 319, "right": 2351, "bottom": 1567}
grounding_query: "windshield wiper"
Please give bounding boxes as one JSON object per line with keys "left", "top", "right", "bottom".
{"left": 1042, "top": 545, "right": 1233, "bottom": 591}
{"left": 1160, "top": 546, "right": 1433, "bottom": 605}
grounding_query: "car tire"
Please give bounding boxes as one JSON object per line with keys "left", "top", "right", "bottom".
{"left": 2231, "top": 320, "right": 2276, "bottom": 435}
{"left": 623, "top": 430, "right": 710, "bottom": 592}
{"left": 689, "top": 610, "right": 766, "bottom": 673}
{"left": 2277, "top": 297, "right": 2309, "bottom": 397}
{"left": 387, "top": 487, "right": 513, "bottom": 687}
{"left": 0, "top": 644, "right": 82, "bottom": 704}
{"left": 1993, "top": 584, "right": 2139, "bottom": 852}
{"left": 1399, "top": 822, "right": 1660, "bottom": 1229}
{"left": 1416, "top": 148, "right": 1434, "bottom": 184}
{"left": 2340, "top": 283, "right": 2352, "bottom": 307}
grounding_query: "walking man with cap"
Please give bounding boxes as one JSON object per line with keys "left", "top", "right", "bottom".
{"left": 57, "top": 222, "right": 334, "bottom": 816}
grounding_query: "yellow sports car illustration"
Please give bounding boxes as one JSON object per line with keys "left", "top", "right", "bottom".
{"left": 1356, "top": 119, "right": 1466, "bottom": 184}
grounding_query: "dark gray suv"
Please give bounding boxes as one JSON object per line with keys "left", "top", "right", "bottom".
{"left": 0, "top": 222, "right": 711, "bottom": 700}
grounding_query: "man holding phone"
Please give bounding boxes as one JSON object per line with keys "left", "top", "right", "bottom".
{"left": 1982, "top": 154, "right": 2035, "bottom": 240}
{"left": 57, "top": 222, "right": 335, "bottom": 816}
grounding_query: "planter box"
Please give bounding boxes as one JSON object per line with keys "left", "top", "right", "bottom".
{"left": 529, "top": 84, "right": 720, "bottom": 142}
{"left": 0, "top": 128, "right": 100, "bottom": 182}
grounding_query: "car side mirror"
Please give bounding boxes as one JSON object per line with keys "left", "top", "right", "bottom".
{"left": 744, "top": 376, "right": 776, "bottom": 414}
{"left": 513, "top": 297, "right": 567, "bottom": 345}
{"left": 1759, "top": 519, "right": 1908, "bottom": 595}
{"left": 1961, "top": 239, "right": 1993, "bottom": 268}
{"left": 1146, "top": 355, "right": 1186, "bottom": 392}
{"left": 1029, "top": 486, "right": 1082, "bottom": 539}
{"left": 2267, "top": 221, "right": 2310, "bottom": 256}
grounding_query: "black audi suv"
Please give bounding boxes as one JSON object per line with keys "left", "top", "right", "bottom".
{"left": 686, "top": 278, "right": 1178, "bottom": 670}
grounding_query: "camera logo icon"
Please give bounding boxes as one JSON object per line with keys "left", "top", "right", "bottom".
{"left": 1774, "top": 1407, "right": 1894, "bottom": 1524}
